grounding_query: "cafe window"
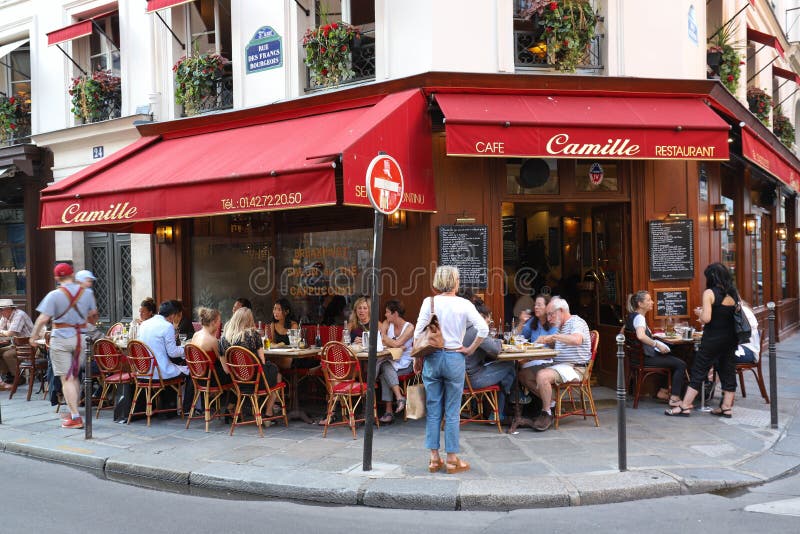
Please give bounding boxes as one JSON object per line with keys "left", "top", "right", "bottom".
{"left": 184, "top": 0, "right": 232, "bottom": 58}
{"left": 576, "top": 161, "right": 618, "bottom": 192}
{"left": 0, "top": 41, "right": 30, "bottom": 143}
{"left": 276, "top": 228, "right": 373, "bottom": 324}
{"left": 751, "top": 214, "right": 764, "bottom": 306}
{"left": 780, "top": 195, "right": 788, "bottom": 299}
{"left": 506, "top": 158, "right": 559, "bottom": 194}
{"left": 0, "top": 208, "right": 26, "bottom": 295}
{"left": 721, "top": 195, "right": 735, "bottom": 277}
{"left": 88, "top": 14, "right": 120, "bottom": 74}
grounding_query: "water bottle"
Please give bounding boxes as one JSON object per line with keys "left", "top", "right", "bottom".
{"left": 342, "top": 321, "right": 350, "bottom": 345}
{"left": 314, "top": 324, "right": 322, "bottom": 348}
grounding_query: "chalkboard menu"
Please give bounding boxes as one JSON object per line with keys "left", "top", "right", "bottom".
{"left": 648, "top": 219, "right": 694, "bottom": 280}
{"left": 502, "top": 216, "right": 517, "bottom": 264}
{"left": 438, "top": 225, "right": 488, "bottom": 288}
{"left": 654, "top": 288, "right": 689, "bottom": 318}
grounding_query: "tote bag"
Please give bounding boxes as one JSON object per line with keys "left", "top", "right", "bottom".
{"left": 405, "top": 379, "right": 426, "bottom": 420}
{"left": 411, "top": 297, "right": 444, "bottom": 359}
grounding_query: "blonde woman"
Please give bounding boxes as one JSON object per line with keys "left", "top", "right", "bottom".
{"left": 348, "top": 296, "right": 372, "bottom": 343}
{"left": 220, "top": 307, "right": 282, "bottom": 418}
{"left": 191, "top": 307, "right": 230, "bottom": 386}
{"left": 414, "top": 266, "right": 487, "bottom": 474}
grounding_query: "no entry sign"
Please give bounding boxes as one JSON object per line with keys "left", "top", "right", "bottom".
{"left": 365, "top": 153, "right": 404, "bottom": 215}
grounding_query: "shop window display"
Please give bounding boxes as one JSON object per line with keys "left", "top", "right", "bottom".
{"left": 0, "top": 208, "right": 25, "bottom": 295}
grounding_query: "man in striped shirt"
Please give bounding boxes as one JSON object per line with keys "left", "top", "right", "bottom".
{"left": 0, "top": 299, "right": 34, "bottom": 389}
{"left": 527, "top": 296, "right": 591, "bottom": 431}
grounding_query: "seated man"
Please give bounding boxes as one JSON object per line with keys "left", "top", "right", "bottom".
{"left": 137, "top": 300, "right": 189, "bottom": 380}
{"left": 462, "top": 300, "right": 516, "bottom": 422}
{"left": 0, "top": 299, "right": 34, "bottom": 389}
{"left": 517, "top": 296, "right": 590, "bottom": 432}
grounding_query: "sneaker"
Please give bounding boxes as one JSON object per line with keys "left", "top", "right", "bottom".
{"left": 533, "top": 411, "right": 553, "bottom": 432}
{"left": 61, "top": 417, "right": 84, "bottom": 429}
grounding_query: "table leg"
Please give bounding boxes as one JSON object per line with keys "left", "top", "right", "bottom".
{"left": 508, "top": 367, "right": 537, "bottom": 433}
{"left": 285, "top": 370, "right": 314, "bottom": 423}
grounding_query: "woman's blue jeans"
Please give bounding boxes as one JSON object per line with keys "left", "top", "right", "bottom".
{"left": 422, "top": 350, "right": 465, "bottom": 453}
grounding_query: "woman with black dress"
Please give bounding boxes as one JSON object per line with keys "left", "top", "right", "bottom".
{"left": 666, "top": 263, "right": 739, "bottom": 418}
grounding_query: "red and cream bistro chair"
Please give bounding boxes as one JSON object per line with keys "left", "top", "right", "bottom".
{"left": 552, "top": 330, "right": 600, "bottom": 429}
{"left": 184, "top": 343, "right": 234, "bottom": 432}
{"left": 93, "top": 338, "right": 133, "bottom": 418}
{"left": 319, "top": 341, "right": 378, "bottom": 438}
{"left": 125, "top": 340, "right": 184, "bottom": 426}
{"left": 225, "top": 345, "right": 288, "bottom": 436}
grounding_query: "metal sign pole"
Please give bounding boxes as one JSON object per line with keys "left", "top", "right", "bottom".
{"left": 84, "top": 337, "right": 93, "bottom": 439}
{"left": 767, "top": 302, "right": 778, "bottom": 429}
{"left": 615, "top": 334, "right": 626, "bottom": 472}
{"left": 362, "top": 210, "right": 384, "bottom": 471}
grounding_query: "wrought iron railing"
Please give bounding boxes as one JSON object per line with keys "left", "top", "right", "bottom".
{"left": 305, "top": 37, "right": 376, "bottom": 93}
{"left": 190, "top": 72, "right": 234, "bottom": 115}
{"left": 1, "top": 112, "right": 31, "bottom": 146}
{"left": 514, "top": 30, "right": 603, "bottom": 71}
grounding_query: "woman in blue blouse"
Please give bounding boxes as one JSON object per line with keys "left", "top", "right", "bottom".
{"left": 516, "top": 293, "right": 558, "bottom": 397}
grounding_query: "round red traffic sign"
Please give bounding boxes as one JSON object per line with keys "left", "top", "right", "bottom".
{"left": 365, "top": 154, "right": 404, "bottom": 215}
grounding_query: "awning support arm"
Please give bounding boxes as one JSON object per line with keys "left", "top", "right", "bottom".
{"left": 776, "top": 87, "right": 800, "bottom": 109}
{"left": 91, "top": 20, "right": 120, "bottom": 53}
{"left": 154, "top": 11, "right": 186, "bottom": 49}
{"left": 55, "top": 44, "right": 87, "bottom": 76}
{"left": 708, "top": 3, "right": 750, "bottom": 43}
{"left": 294, "top": 0, "right": 310, "bottom": 16}
{"left": 748, "top": 55, "right": 779, "bottom": 83}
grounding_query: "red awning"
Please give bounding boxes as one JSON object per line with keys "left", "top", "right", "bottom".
{"left": 742, "top": 128, "right": 800, "bottom": 192}
{"left": 146, "top": 0, "right": 195, "bottom": 13}
{"left": 47, "top": 10, "right": 117, "bottom": 46}
{"left": 39, "top": 89, "right": 435, "bottom": 231}
{"left": 747, "top": 27, "right": 785, "bottom": 58}
{"left": 436, "top": 94, "right": 730, "bottom": 160}
{"left": 772, "top": 65, "right": 800, "bottom": 85}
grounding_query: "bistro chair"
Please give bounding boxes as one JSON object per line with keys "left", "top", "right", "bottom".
{"left": 106, "top": 322, "right": 124, "bottom": 337}
{"left": 459, "top": 372, "right": 503, "bottom": 433}
{"left": 320, "top": 325, "right": 343, "bottom": 345}
{"left": 93, "top": 338, "right": 133, "bottom": 418}
{"left": 552, "top": 330, "right": 600, "bottom": 429}
{"left": 9, "top": 336, "right": 48, "bottom": 401}
{"left": 319, "top": 341, "right": 378, "bottom": 438}
{"left": 736, "top": 329, "right": 769, "bottom": 403}
{"left": 125, "top": 340, "right": 184, "bottom": 426}
{"left": 184, "top": 343, "right": 234, "bottom": 432}
{"left": 225, "top": 345, "right": 288, "bottom": 437}
{"left": 623, "top": 329, "right": 673, "bottom": 409}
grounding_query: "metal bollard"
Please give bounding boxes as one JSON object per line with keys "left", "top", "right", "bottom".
{"left": 767, "top": 302, "right": 778, "bottom": 429}
{"left": 615, "top": 333, "right": 627, "bottom": 472}
{"left": 84, "top": 337, "right": 93, "bottom": 439}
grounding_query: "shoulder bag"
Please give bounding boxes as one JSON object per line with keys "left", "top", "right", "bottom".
{"left": 733, "top": 295, "right": 752, "bottom": 345}
{"left": 411, "top": 296, "right": 444, "bottom": 362}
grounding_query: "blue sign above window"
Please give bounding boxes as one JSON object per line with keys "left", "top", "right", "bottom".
{"left": 245, "top": 26, "right": 283, "bottom": 74}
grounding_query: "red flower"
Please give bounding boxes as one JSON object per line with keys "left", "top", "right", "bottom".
{"left": 321, "top": 46, "right": 326, "bottom": 54}
{"left": 545, "top": 26, "right": 553, "bottom": 33}
{"left": 321, "top": 68, "right": 328, "bottom": 76}
{"left": 9, "top": 123, "right": 15, "bottom": 130}
{"left": 727, "top": 75, "right": 734, "bottom": 82}
{"left": 563, "top": 39, "right": 569, "bottom": 46}
{"left": 340, "top": 45, "right": 347, "bottom": 52}
{"left": 550, "top": 2, "right": 558, "bottom": 10}
{"left": 331, "top": 22, "right": 338, "bottom": 29}
{"left": 8, "top": 96, "right": 15, "bottom": 105}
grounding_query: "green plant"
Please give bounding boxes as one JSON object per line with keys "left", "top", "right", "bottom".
{"left": 302, "top": 21, "right": 361, "bottom": 86}
{"left": 747, "top": 87, "right": 772, "bottom": 126}
{"left": 708, "top": 21, "right": 743, "bottom": 94}
{"left": 773, "top": 106, "right": 795, "bottom": 148}
{"left": 526, "top": 0, "right": 597, "bottom": 72}
{"left": 0, "top": 94, "right": 28, "bottom": 141}
{"left": 173, "top": 51, "right": 229, "bottom": 116}
{"left": 69, "top": 70, "right": 121, "bottom": 123}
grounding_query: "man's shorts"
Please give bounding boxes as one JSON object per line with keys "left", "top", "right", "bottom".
{"left": 549, "top": 363, "right": 586, "bottom": 384}
{"left": 50, "top": 335, "right": 79, "bottom": 377}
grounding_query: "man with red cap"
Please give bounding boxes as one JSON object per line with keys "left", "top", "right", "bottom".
{"left": 29, "top": 263, "right": 97, "bottom": 429}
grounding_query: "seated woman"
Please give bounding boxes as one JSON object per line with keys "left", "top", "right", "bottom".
{"left": 348, "top": 296, "right": 372, "bottom": 343}
{"left": 516, "top": 294, "right": 559, "bottom": 403}
{"left": 462, "top": 300, "right": 516, "bottom": 422}
{"left": 625, "top": 290, "right": 686, "bottom": 407}
{"left": 190, "top": 307, "right": 230, "bottom": 387}
{"left": 736, "top": 300, "right": 760, "bottom": 364}
{"left": 377, "top": 300, "right": 415, "bottom": 423}
{"left": 219, "top": 307, "right": 282, "bottom": 417}
{"left": 135, "top": 297, "right": 156, "bottom": 324}
{"left": 270, "top": 298, "right": 317, "bottom": 370}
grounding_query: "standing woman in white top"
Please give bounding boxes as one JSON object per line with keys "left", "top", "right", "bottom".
{"left": 378, "top": 300, "right": 415, "bottom": 423}
{"left": 414, "top": 266, "right": 488, "bottom": 474}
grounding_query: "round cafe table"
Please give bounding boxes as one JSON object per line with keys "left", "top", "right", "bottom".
{"left": 264, "top": 346, "right": 320, "bottom": 424}
{"left": 496, "top": 346, "right": 558, "bottom": 434}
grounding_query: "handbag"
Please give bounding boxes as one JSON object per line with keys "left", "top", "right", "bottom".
{"left": 405, "top": 377, "right": 426, "bottom": 420}
{"left": 733, "top": 297, "right": 752, "bottom": 345}
{"left": 411, "top": 296, "right": 444, "bottom": 359}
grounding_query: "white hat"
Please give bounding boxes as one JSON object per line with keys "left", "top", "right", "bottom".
{"left": 75, "top": 270, "right": 97, "bottom": 283}
{"left": 0, "top": 299, "right": 15, "bottom": 308}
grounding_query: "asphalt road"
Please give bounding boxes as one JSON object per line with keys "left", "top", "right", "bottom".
{"left": 5, "top": 454, "right": 799, "bottom": 533}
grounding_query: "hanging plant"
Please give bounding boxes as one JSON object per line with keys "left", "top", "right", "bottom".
{"left": 69, "top": 70, "right": 121, "bottom": 123}
{"left": 524, "top": 0, "right": 597, "bottom": 72}
{"left": 747, "top": 87, "right": 772, "bottom": 126}
{"left": 772, "top": 106, "right": 795, "bottom": 148}
{"left": 0, "top": 94, "right": 27, "bottom": 142}
{"left": 708, "top": 21, "right": 743, "bottom": 94}
{"left": 173, "top": 50, "right": 229, "bottom": 116}
{"left": 302, "top": 21, "right": 361, "bottom": 87}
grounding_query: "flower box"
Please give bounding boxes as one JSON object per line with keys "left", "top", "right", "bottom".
{"left": 69, "top": 70, "right": 121, "bottom": 124}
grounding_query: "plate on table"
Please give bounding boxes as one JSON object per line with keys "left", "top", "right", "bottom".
{"left": 501, "top": 344, "right": 524, "bottom": 353}
{"left": 267, "top": 347, "right": 294, "bottom": 352}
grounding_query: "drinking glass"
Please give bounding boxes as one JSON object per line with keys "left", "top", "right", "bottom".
{"left": 503, "top": 331, "right": 512, "bottom": 344}
{"left": 178, "top": 334, "right": 187, "bottom": 345}
{"left": 288, "top": 329, "right": 300, "bottom": 348}
{"left": 362, "top": 332, "right": 370, "bottom": 348}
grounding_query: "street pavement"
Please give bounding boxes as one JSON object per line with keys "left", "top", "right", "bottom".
{"left": 1, "top": 335, "right": 799, "bottom": 511}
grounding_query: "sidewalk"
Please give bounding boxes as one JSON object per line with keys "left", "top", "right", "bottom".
{"left": 1, "top": 336, "right": 799, "bottom": 511}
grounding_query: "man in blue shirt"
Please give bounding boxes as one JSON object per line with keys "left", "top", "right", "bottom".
{"left": 137, "top": 300, "right": 188, "bottom": 380}
{"left": 30, "top": 263, "right": 97, "bottom": 429}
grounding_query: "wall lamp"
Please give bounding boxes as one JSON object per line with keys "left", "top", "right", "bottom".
{"left": 776, "top": 222, "right": 788, "bottom": 241}
{"left": 744, "top": 214, "right": 758, "bottom": 237}
{"left": 712, "top": 204, "right": 729, "bottom": 231}
{"left": 155, "top": 223, "right": 174, "bottom": 244}
{"left": 387, "top": 209, "right": 407, "bottom": 230}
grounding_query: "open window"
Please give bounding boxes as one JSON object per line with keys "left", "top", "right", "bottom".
{"left": 0, "top": 38, "right": 31, "bottom": 144}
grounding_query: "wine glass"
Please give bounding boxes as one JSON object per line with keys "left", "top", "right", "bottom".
{"left": 503, "top": 331, "right": 512, "bottom": 344}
